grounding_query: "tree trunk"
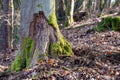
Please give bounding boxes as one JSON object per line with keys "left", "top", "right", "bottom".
{"left": 74, "top": 0, "right": 84, "bottom": 13}
{"left": 56, "top": 0, "right": 65, "bottom": 18}
{"left": 87, "top": 0, "right": 93, "bottom": 18}
{"left": 64, "top": 0, "right": 74, "bottom": 26}
{"left": 104, "top": 0, "right": 111, "bottom": 9}
{"left": 11, "top": 0, "right": 73, "bottom": 71}
{"left": 0, "top": 0, "right": 10, "bottom": 51}
{"left": 82, "top": 0, "right": 88, "bottom": 11}
{"left": 11, "top": 0, "right": 14, "bottom": 49}
{"left": 114, "top": 0, "right": 120, "bottom": 7}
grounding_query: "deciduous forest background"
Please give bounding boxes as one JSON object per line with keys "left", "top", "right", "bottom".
{"left": 0, "top": 0, "right": 120, "bottom": 79}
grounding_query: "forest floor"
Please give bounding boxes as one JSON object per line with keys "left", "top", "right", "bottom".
{"left": 0, "top": 22, "right": 120, "bottom": 80}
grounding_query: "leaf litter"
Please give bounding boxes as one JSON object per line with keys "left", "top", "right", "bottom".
{"left": 0, "top": 24, "right": 120, "bottom": 80}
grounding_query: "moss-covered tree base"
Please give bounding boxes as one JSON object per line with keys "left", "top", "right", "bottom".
{"left": 11, "top": 11, "right": 73, "bottom": 72}
{"left": 50, "top": 34, "right": 73, "bottom": 57}
{"left": 11, "top": 37, "right": 34, "bottom": 71}
{"left": 48, "top": 12, "right": 73, "bottom": 57}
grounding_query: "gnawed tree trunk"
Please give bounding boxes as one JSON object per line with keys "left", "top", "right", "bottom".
{"left": 11, "top": 0, "right": 73, "bottom": 71}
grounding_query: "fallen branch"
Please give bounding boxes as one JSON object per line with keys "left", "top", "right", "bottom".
{"left": 65, "top": 12, "right": 119, "bottom": 30}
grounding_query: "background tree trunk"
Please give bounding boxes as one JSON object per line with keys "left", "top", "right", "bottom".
{"left": 11, "top": 0, "right": 73, "bottom": 71}
{"left": 114, "top": 0, "right": 120, "bottom": 7}
{"left": 10, "top": 0, "right": 14, "bottom": 49}
{"left": 56, "top": 0, "right": 65, "bottom": 18}
{"left": 64, "top": 0, "right": 74, "bottom": 26}
{"left": 0, "top": 0, "right": 10, "bottom": 51}
{"left": 74, "top": 0, "right": 83, "bottom": 13}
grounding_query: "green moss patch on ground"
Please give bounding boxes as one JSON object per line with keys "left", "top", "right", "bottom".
{"left": 94, "top": 16, "right": 120, "bottom": 32}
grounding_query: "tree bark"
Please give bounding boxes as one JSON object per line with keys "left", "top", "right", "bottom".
{"left": 11, "top": 0, "right": 73, "bottom": 71}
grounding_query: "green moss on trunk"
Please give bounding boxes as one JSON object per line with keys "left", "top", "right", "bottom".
{"left": 11, "top": 53, "right": 24, "bottom": 71}
{"left": 11, "top": 37, "right": 34, "bottom": 71}
{"left": 50, "top": 34, "right": 73, "bottom": 57}
{"left": 48, "top": 11, "right": 73, "bottom": 57}
{"left": 48, "top": 12, "right": 58, "bottom": 29}
{"left": 48, "top": 0, "right": 58, "bottom": 30}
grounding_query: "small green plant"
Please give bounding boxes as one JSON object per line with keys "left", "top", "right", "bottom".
{"left": 94, "top": 16, "right": 120, "bottom": 32}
